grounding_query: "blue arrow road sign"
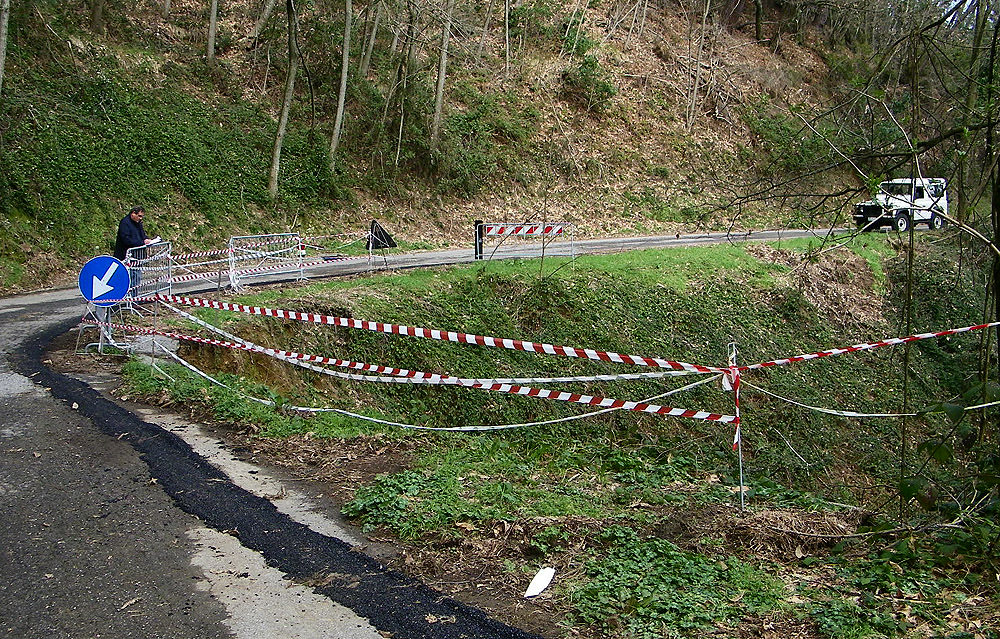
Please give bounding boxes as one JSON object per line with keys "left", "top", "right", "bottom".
{"left": 79, "top": 256, "right": 131, "bottom": 306}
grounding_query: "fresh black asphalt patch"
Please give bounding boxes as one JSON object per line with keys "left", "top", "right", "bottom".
{"left": 11, "top": 317, "right": 541, "bottom": 639}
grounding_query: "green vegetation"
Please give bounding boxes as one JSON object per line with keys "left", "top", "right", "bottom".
{"left": 572, "top": 527, "right": 785, "bottom": 638}
{"left": 561, "top": 55, "right": 617, "bottom": 114}
{"left": 120, "top": 236, "right": 999, "bottom": 637}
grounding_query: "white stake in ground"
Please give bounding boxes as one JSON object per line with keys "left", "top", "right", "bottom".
{"left": 726, "top": 342, "right": 745, "bottom": 510}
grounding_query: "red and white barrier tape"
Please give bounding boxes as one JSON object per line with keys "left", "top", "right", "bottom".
{"left": 83, "top": 318, "right": 736, "bottom": 423}
{"left": 163, "top": 301, "right": 705, "bottom": 385}
{"left": 483, "top": 224, "right": 567, "bottom": 237}
{"left": 172, "top": 255, "right": 232, "bottom": 270}
{"left": 229, "top": 257, "right": 328, "bottom": 279}
{"left": 171, "top": 247, "right": 233, "bottom": 261}
{"left": 229, "top": 236, "right": 302, "bottom": 252}
{"left": 158, "top": 341, "right": 721, "bottom": 431}
{"left": 137, "top": 294, "right": 725, "bottom": 374}
{"left": 170, "top": 271, "right": 222, "bottom": 284}
{"left": 741, "top": 321, "right": 1000, "bottom": 371}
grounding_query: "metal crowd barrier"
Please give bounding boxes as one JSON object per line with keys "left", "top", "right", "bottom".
{"left": 474, "top": 221, "right": 575, "bottom": 260}
{"left": 228, "top": 233, "right": 304, "bottom": 291}
{"left": 125, "top": 241, "right": 173, "bottom": 302}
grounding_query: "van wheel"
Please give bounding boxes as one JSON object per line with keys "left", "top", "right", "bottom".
{"left": 894, "top": 212, "right": 912, "bottom": 232}
{"left": 930, "top": 214, "right": 946, "bottom": 230}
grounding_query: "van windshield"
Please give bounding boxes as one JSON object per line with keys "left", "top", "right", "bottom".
{"left": 882, "top": 183, "right": 912, "bottom": 196}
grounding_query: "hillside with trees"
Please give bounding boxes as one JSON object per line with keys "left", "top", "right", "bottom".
{"left": 1, "top": 0, "right": 996, "bottom": 293}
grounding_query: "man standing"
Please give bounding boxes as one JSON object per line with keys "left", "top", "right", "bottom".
{"left": 114, "top": 205, "right": 152, "bottom": 260}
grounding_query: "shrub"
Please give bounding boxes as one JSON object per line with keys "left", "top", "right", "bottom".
{"left": 562, "top": 55, "right": 616, "bottom": 114}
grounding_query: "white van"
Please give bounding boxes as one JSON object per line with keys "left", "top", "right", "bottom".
{"left": 853, "top": 178, "right": 948, "bottom": 232}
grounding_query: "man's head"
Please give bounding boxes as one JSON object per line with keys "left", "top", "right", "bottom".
{"left": 129, "top": 206, "right": 145, "bottom": 222}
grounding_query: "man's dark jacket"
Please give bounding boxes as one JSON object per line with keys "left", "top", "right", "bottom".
{"left": 114, "top": 215, "right": 146, "bottom": 260}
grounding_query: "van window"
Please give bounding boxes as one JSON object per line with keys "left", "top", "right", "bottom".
{"left": 914, "top": 187, "right": 924, "bottom": 199}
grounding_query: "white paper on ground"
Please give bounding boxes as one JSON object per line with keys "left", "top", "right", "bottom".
{"left": 524, "top": 567, "right": 555, "bottom": 598}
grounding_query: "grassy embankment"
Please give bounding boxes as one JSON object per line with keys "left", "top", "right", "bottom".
{"left": 119, "top": 234, "right": 998, "bottom": 638}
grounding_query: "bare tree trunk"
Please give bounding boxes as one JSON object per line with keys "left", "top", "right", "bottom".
{"left": 504, "top": 0, "right": 509, "bottom": 76}
{"left": 0, "top": 0, "right": 10, "bottom": 99}
{"left": 269, "top": 0, "right": 299, "bottom": 199}
{"left": 207, "top": 0, "right": 219, "bottom": 62}
{"left": 985, "top": 10, "right": 1000, "bottom": 420}
{"left": 389, "top": 24, "right": 400, "bottom": 55}
{"left": 685, "top": 0, "right": 711, "bottom": 131}
{"left": 250, "top": 0, "right": 280, "bottom": 42}
{"left": 163, "top": 0, "right": 172, "bottom": 19}
{"left": 329, "top": 0, "right": 352, "bottom": 171}
{"left": 956, "top": 0, "right": 990, "bottom": 227}
{"left": 430, "top": 0, "right": 456, "bottom": 151}
{"left": 90, "top": 0, "right": 107, "bottom": 34}
{"left": 394, "top": 0, "right": 417, "bottom": 167}
{"left": 394, "top": 65, "right": 407, "bottom": 166}
{"left": 753, "top": 0, "right": 762, "bottom": 43}
{"left": 476, "top": 0, "right": 495, "bottom": 60}
{"left": 360, "top": 0, "right": 381, "bottom": 77}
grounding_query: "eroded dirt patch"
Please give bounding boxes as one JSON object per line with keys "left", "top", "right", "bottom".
{"left": 745, "top": 243, "right": 886, "bottom": 331}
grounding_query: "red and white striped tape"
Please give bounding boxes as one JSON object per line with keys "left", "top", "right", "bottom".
{"left": 741, "top": 321, "right": 1000, "bottom": 371}
{"left": 162, "top": 300, "right": 705, "bottom": 385}
{"left": 170, "top": 271, "right": 223, "bottom": 285}
{"left": 229, "top": 235, "right": 302, "bottom": 252}
{"left": 83, "top": 318, "right": 737, "bottom": 423}
{"left": 140, "top": 294, "right": 725, "bottom": 374}
{"left": 172, "top": 247, "right": 233, "bottom": 261}
{"left": 155, "top": 338, "right": 721, "bottom": 432}
{"left": 169, "top": 255, "right": 367, "bottom": 284}
{"left": 483, "top": 224, "right": 567, "bottom": 237}
{"left": 172, "top": 256, "right": 232, "bottom": 270}
{"left": 228, "top": 257, "right": 327, "bottom": 279}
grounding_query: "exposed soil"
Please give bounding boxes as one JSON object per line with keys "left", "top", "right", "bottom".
{"left": 743, "top": 243, "right": 886, "bottom": 332}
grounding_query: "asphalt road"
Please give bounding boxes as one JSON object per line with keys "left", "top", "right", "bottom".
{"left": 0, "top": 229, "right": 839, "bottom": 638}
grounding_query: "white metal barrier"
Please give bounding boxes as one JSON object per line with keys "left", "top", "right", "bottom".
{"left": 228, "top": 233, "right": 304, "bottom": 291}
{"left": 474, "top": 221, "right": 575, "bottom": 260}
{"left": 125, "top": 241, "right": 173, "bottom": 300}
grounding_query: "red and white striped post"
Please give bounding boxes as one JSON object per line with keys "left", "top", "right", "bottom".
{"left": 727, "top": 342, "right": 745, "bottom": 510}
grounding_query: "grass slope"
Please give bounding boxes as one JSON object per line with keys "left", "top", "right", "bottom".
{"left": 117, "top": 235, "right": 999, "bottom": 638}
